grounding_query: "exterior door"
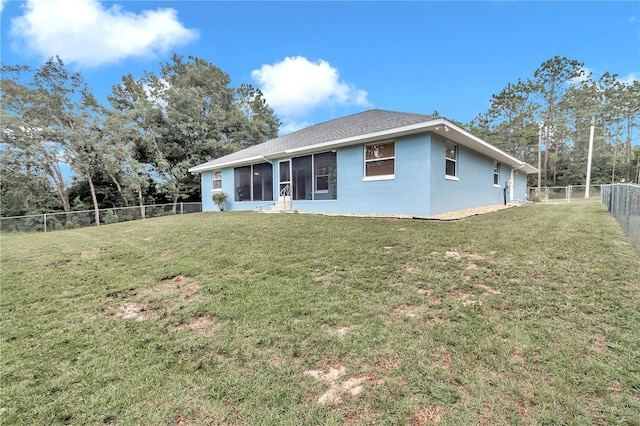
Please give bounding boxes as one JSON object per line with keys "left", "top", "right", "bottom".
{"left": 278, "top": 160, "right": 291, "bottom": 201}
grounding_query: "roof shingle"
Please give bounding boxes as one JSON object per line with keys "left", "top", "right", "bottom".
{"left": 190, "top": 109, "right": 435, "bottom": 170}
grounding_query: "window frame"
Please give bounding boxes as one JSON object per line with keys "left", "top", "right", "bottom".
{"left": 212, "top": 170, "right": 222, "bottom": 192}
{"left": 363, "top": 141, "right": 395, "bottom": 181}
{"left": 445, "top": 141, "right": 458, "bottom": 181}
{"left": 233, "top": 163, "right": 273, "bottom": 202}
{"left": 493, "top": 161, "right": 500, "bottom": 187}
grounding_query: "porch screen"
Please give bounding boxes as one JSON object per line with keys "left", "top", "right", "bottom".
{"left": 234, "top": 163, "right": 273, "bottom": 201}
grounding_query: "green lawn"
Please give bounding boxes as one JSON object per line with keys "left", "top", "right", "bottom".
{"left": 1, "top": 203, "right": 639, "bottom": 425}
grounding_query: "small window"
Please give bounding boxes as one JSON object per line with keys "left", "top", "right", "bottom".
{"left": 212, "top": 171, "right": 222, "bottom": 191}
{"left": 365, "top": 141, "right": 395, "bottom": 179}
{"left": 445, "top": 142, "right": 457, "bottom": 178}
{"left": 493, "top": 162, "right": 500, "bottom": 186}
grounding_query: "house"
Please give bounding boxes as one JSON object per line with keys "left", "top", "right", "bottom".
{"left": 188, "top": 109, "right": 537, "bottom": 217}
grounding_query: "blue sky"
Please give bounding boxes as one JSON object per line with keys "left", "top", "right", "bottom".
{"left": 1, "top": 0, "right": 639, "bottom": 135}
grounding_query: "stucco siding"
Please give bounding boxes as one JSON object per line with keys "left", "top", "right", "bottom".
{"left": 201, "top": 170, "right": 215, "bottom": 211}
{"left": 197, "top": 130, "right": 532, "bottom": 215}
{"left": 510, "top": 169, "right": 528, "bottom": 203}
{"left": 312, "top": 133, "right": 430, "bottom": 215}
{"left": 429, "top": 135, "right": 504, "bottom": 215}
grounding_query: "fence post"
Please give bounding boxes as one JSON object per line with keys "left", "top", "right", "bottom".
{"left": 43, "top": 213, "right": 47, "bottom": 233}
{"left": 180, "top": 202, "right": 184, "bottom": 215}
{"left": 624, "top": 186, "right": 631, "bottom": 237}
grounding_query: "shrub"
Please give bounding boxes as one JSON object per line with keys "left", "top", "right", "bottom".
{"left": 103, "top": 210, "right": 120, "bottom": 224}
{"left": 212, "top": 192, "right": 229, "bottom": 211}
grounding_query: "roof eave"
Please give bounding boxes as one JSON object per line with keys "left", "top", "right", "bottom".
{"left": 432, "top": 120, "right": 538, "bottom": 174}
{"left": 188, "top": 155, "right": 268, "bottom": 173}
{"left": 189, "top": 117, "right": 538, "bottom": 175}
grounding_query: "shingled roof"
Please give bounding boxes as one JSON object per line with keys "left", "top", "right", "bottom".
{"left": 189, "top": 109, "right": 538, "bottom": 174}
{"left": 189, "top": 109, "right": 435, "bottom": 172}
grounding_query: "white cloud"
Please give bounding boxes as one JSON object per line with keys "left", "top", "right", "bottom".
{"left": 9, "top": 0, "right": 198, "bottom": 67}
{"left": 619, "top": 72, "right": 639, "bottom": 84}
{"left": 568, "top": 66, "right": 593, "bottom": 86}
{"left": 251, "top": 56, "right": 370, "bottom": 119}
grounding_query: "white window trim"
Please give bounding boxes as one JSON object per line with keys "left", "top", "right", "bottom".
{"left": 212, "top": 170, "right": 223, "bottom": 192}
{"left": 445, "top": 141, "right": 457, "bottom": 180}
{"left": 363, "top": 141, "right": 395, "bottom": 181}
{"left": 493, "top": 161, "right": 501, "bottom": 188}
{"left": 363, "top": 174, "right": 395, "bottom": 182}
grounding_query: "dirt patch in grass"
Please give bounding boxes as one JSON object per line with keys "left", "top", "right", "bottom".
{"left": 475, "top": 283, "right": 501, "bottom": 294}
{"left": 304, "top": 365, "right": 366, "bottom": 405}
{"left": 417, "top": 289, "right": 442, "bottom": 304}
{"left": 410, "top": 405, "right": 444, "bottom": 425}
{"left": 431, "top": 346, "right": 452, "bottom": 369}
{"left": 448, "top": 290, "right": 471, "bottom": 300}
{"left": 179, "top": 315, "right": 216, "bottom": 332}
{"left": 114, "top": 302, "right": 158, "bottom": 321}
{"left": 107, "top": 276, "right": 204, "bottom": 328}
{"left": 322, "top": 324, "right": 352, "bottom": 338}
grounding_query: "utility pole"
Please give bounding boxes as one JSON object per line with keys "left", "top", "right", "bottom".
{"left": 585, "top": 116, "right": 595, "bottom": 198}
{"left": 538, "top": 122, "right": 544, "bottom": 192}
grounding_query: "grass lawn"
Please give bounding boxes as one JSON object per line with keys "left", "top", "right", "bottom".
{"left": 1, "top": 203, "right": 639, "bottom": 425}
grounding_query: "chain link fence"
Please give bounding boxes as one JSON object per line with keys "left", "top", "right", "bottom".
{"left": 602, "top": 184, "right": 640, "bottom": 252}
{"left": 0, "top": 202, "right": 202, "bottom": 234}
{"left": 528, "top": 185, "right": 602, "bottom": 204}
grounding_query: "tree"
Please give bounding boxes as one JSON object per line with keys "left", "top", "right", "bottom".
{"left": 109, "top": 54, "right": 280, "bottom": 211}
{"left": 533, "top": 56, "right": 587, "bottom": 186}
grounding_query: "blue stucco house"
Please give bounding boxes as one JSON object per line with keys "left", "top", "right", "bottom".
{"left": 188, "top": 109, "right": 537, "bottom": 216}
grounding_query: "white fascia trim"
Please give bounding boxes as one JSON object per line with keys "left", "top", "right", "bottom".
{"left": 434, "top": 120, "right": 538, "bottom": 174}
{"left": 188, "top": 155, "right": 268, "bottom": 173}
{"left": 189, "top": 117, "right": 538, "bottom": 175}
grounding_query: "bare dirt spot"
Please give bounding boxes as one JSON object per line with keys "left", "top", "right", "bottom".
{"left": 418, "top": 289, "right": 442, "bottom": 304}
{"left": 304, "top": 365, "right": 366, "bottom": 405}
{"left": 476, "top": 283, "right": 501, "bottom": 295}
{"left": 404, "top": 265, "right": 420, "bottom": 274}
{"left": 80, "top": 248, "right": 102, "bottom": 259}
{"left": 373, "top": 357, "right": 401, "bottom": 373}
{"left": 314, "top": 273, "right": 332, "bottom": 287}
{"left": 431, "top": 346, "right": 453, "bottom": 369}
{"left": 516, "top": 397, "right": 531, "bottom": 420}
{"left": 449, "top": 290, "right": 471, "bottom": 300}
{"left": 427, "top": 317, "right": 445, "bottom": 325}
{"left": 411, "top": 405, "right": 444, "bottom": 425}
{"left": 511, "top": 352, "right": 525, "bottom": 364}
{"left": 390, "top": 305, "right": 422, "bottom": 318}
{"left": 322, "top": 324, "right": 352, "bottom": 338}
{"left": 445, "top": 251, "right": 461, "bottom": 260}
{"left": 462, "top": 300, "right": 484, "bottom": 308}
{"left": 115, "top": 302, "right": 158, "bottom": 321}
{"left": 106, "top": 276, "right": 206, "bottom": 330}
{"left": 179, "top": 315, "right": 216, "bottom": 332}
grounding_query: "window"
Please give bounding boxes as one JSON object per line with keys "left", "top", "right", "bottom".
{"left": 364, "top": 141, "right": 395, "bottom": 179}
{"left": 291, "top": 151, "right": 337, "bottom": 201}
{"left": 234, "top": 163, "right": 273, "bottom": 201}
{"left": 445, "top": 142, "right": 457, "bottom": 178}
{"left": 493, "top": 162, "right": 500, "bottom": 186}
{"left": 314, "top": 151, "right": 336, "bottom": 194}
{"left": 212, "top": 171, "right": 222, "bottom": 191}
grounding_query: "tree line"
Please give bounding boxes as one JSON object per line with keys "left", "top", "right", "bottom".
{"left": 466, "top": 56, "right": 640, "bottom": 188}
{"left": 1, "top": 55, "right": 280, "bottom": 219}
{"left": 2, "top": 55, "right": 639, "bottom": 219}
